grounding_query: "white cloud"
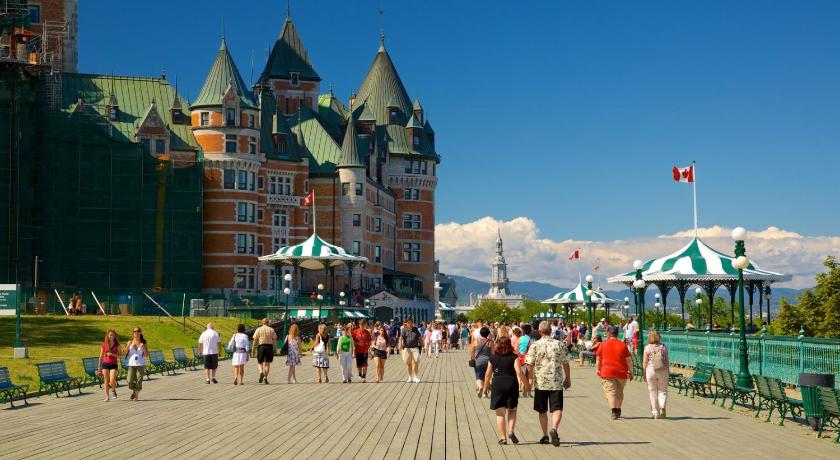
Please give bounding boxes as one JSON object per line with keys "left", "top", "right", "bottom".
{"left": 435, "top": 217, "right": 840, "bottom": 290}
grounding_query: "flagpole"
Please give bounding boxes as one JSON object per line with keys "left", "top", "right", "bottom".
{"left": 692, "top": 160, "right": 698, "bottom": 237}
{"left": 312, "top": 190, "right": 317, "bottom": 234}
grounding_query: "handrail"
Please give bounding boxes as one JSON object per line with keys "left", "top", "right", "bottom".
{"left": 54, "top": 289, "right": 68, "bottom": 315}
{"left": 90, "top": 291, "right": 106, "bottom": 315}
{"left": 142, "top": 292, "right": 203, "bottom": 336}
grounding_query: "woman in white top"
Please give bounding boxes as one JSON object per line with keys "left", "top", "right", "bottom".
{"left": 430, "top": 323, "right": 442, "bottom": 358}
{"left": 228, "top": 324, "right": 250, "bottom": 385}
{"left": 642, "top": 330, "right": 670, "bottom": 419}
{"left": 125, "top": 327, "right": 149, "bottom": 401}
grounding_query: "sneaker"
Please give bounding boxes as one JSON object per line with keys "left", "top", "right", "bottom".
{"left": 412, "top": 375, "right": 420, "bottom": 383}
{"left": 259, "top": 372, "right": 264, "bottom": 383}
{"left": 407, "top": 377, "right": 414, "bottom": 383}
{"left": 549, "top": 429, "right": 560, "bottom": 447}
{"left": 362, "top": 377, "right": 366, "bottom": 383}
{"left": 112, "top": 390, "right": 118, "bottom": 399}
{"left": 539, "top": 436, "right": 550, "bottom": 445}
{"left": 103, "top": 397, "right": 110, "bottom": 402}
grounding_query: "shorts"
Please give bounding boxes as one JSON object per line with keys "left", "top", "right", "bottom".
{"left": 373, "top": 349, "right": 387, "bottom": 360}
{"left": 257, "top": 344, "right": 274, "bottom": 363}
{"left": 101, "top": 362, "right": 118, "bottom": 371}
{"left": 601, "top": 378, "right": 627, "bottom": 399}
{"left": 401, "top": 348, "right": 420, "bottom": 365}
{"left": 533, "top": 389, "right": 564, "bottom": 413}
{"left": 355, "top": 352, "right": 369, "bottom": 367}
{"left": 203, "top": 353, "right": 219, "bottom": 370}
{"left": 474, "top": 363, "right": 488, "bottom": 380}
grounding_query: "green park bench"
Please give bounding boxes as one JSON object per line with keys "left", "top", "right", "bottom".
{"left": 673, "top": 362, "right": 714, "bottom": 397}
{"left": 816, "top": 386, "right": 840, "bottom": 443}
{"left": 0, "top": 367, "right": 29, "bottom": 408}
{"left": 191, "top": 346, "right": 203, "bottom": 367}
{"left": 148, "top": 350, "right": 177, "bottom": 375}
{"left": 36, "top": 361, "right": 83, "bottom": 397}
{"left": 754, "top": 375, "right": 803, "bottom": 425}
{"left": 712, "top": 368, "right": 755, "bottom": 410}
{"left": 81, "top": 357, "right": 104, "bottom": 387}
{"left": 172, "top": 348, "right": 195, "bottom": 370}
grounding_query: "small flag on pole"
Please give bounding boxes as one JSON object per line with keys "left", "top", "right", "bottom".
{"left": 302, "top": 191, "right": 314, "bottom": 206}
{"left": 672, "top": 164, "right": 695, "bottom": 183}
{"left": 568, "top": 249, "right": 580, "bottom": 260}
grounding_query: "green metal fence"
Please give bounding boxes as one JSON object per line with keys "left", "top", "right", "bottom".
{"left": 661, "top": 331, "right": 840, "bottom": 389}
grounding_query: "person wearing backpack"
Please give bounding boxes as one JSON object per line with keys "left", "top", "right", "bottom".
{"left": 336, "top": 324, "right": 356, "bottom": 383}
{"left": 642, "top": 330, "right": 670, "bottom": 419}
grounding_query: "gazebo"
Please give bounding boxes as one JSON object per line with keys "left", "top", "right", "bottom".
{"left": 607, "top": 237, "right": 791, "bottom": 327}
{"left": 257, "top": 233, "right": 369, "bottom": 320}
{"left": 542, "top": 282, "right": 621, "bottom": 322}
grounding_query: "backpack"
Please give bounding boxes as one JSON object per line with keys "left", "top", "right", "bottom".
{"left": 338, "top": 336, "right": 352, "bottom": 352}
{"left": 649, "top": 345, "right": 665, "bottom": 370}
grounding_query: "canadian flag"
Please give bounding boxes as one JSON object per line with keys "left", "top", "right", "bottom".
{"left": 302, "top": 191, "right": 314, "bottom": 206}
{"left": 672, "top": 164, "right": 695, "bottom": 183}
{"left": 568, "top": 249, "right": 580, "bottom": 260}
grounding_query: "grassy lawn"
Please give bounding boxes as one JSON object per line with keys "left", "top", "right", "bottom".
{"left": 0, "top": 315, "right": 252, "bottom": 385}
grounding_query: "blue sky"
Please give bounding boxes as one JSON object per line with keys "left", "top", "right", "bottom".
{"left": 80, "top": 0, "right": 840, "bottom": 242}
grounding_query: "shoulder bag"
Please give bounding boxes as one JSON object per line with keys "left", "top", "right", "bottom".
{"left": 469, "top": 340, "right": 486, "bottom": 368}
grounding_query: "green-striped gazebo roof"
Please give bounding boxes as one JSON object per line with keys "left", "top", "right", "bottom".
{"left": 542, "top": 282, "right": 620, "bottom": 305}
{"left": 607, "top": 237, "right": 791, "bottom": 284}
{"left": 258, "top": 233, "right": 368, "bottom": 270}
{"left": 285, "top": 309, "right": 370, "bottom": 320}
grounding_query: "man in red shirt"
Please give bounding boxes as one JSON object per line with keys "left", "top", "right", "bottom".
{"left": 351, "top": 320, "right": 372, "bottom": 382}
{"left": 595, "top": 325, "right": 633, "bottom": 420}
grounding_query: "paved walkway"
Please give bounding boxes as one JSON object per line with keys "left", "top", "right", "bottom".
{"left": 1, "top": 350, "right": 837, "bottom": 459}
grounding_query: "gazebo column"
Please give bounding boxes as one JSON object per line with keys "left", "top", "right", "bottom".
{"left": 704, "top": 282, "right": 719, "bottom": 328}
{"left": 658, "top": 283, "right": 672, "bottom": 329}
{"left": 747, "top": 282, "right": 755, "bottom": 330}
{"left": 292, "top": 261, "right": 301, "bottom": 296}
{"left": 676, "top": 282, "right": 688, "bottom": 327}
{"left": 726, "top": 281, "right": 737, "bottom": 329}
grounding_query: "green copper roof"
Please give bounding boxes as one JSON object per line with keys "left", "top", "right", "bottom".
{"left": 60, "top": 73, "right": 198, "bottom": 152}
{"left": 257, "top": 87, "right": 298, "bottom": 159}
{"left": 261, "top": 18, "right": 320, "bottom": 81}
{"left": 413, "top": 98, "right": 422, "bottom": 111}
{"left": 354, "top": 102, "right": 376, "bottom": 122}
{"left": 192, "top": 38, "right": 256, "bottom": 109}
{"left": 288, "top": 107, "right": 341, "bottom": 174}
{"left": 423, "top": 118, "right": 435, "bottom": 134}
{"left": 355, "top": 44, "right": 412, "bottom": 126}
{"left": 405, "top": 113, "right": 423, "bottom": 129}
{"left": 378, "top": 125, "right": 437, "bottom": 160}
{"left": 317, "top": 93, "right": 348, "bottom": 137}
{"left": 337, "top": 113, "right": 363, "bottom": 169}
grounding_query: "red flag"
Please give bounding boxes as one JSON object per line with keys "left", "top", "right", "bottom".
{"left": 302, "top": 191, "right": 314, "bottom": 206}
{"left": 568, "top": 249, "right": 580, "bottom": 260}
{"left": 672, "top": 165, "right": 695, "bottom": 183}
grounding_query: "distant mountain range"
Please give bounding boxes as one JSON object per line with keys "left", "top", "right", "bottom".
{"left": 450, "top": 274, "right": 809, "bottom": 312}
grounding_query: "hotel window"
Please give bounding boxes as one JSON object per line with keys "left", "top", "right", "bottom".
{"left": 352, "top": 214, "right": 361, "bottom": 227}
{"left": 403, "top": 188, "right": 420, "bottom": 200}
{"left": 257, "top": 243, "right": 264, "bottom": 256}
{"left": 402, "top": 243, "right": 421, "bottom": 262}
{"left": 237, "top": 170, "right": 247, "bottom": 190}
{"left": 389, "top": 109, "right": 398, "bottom": 124}
{"left": 421, "top": 161, "right": 428, "bottom": 174}
{"left": 403, "top": 213, "right": 421, "bottom": 229}
{"left": 290, "top": 72, "right": 300, "bottom": 86}
{"left": 200, "top": 112, "right": 209, "bottom": 126}
{"left": 249, "top": 137, "right": 257, "bottom": 154}
{"left": 304, "top": 211, "right": 309, "bottom": 224}
{"left": 352, "top": 241, "right": 361, "bottom": 256}
{"left": 226, "top": 109, "right": 236, "bottom": 126}
{"left": 28, "top": 4, "right": 41, "bottom": 23}
{"left": 413, "top": 135, "right": 420, "bottom": 146}
{"left": 375, "top": 217, "right": 381, "bottom": 232}
{"left": 223, "top": 170, "right": 235, "bottom": 189}
{"left": 256, "top": 209, "right": 264, "bottom": 222}
{"left": 248, "top": 114, "right": 255, "bottom": 128}
{"left": 272, "top": 237, "right": 288, "bottom": 252}
{"left": 237, "top": 202, "right": 255, "bottom": 223}
{"left": 236, "top": 234, "right": 255, "bottom": 254}
{"left": 355, "top": 183, "right": 363, "bottom": 196}
{"left": 269, "top": 176, "right": 292, "bottom": 195}
{"left": 257, "top": 176, "right": 264, "bottom": 190}
{"left": 341, "top": 183, "right": 349, "bottom": 196}
{"left": 375, "top": 245, "right": 381, "bottom": 263}
{"left": 249, "top": 172, "right": 255, "bottom": 191}
{"left": 226, "top": 134, "right": 238, "bottom": 153}
{"left": 234, "top": 267, "right": 256, "bottom": 290}
{"left": 272, "top": 210, "right": 287, "bottom": 227}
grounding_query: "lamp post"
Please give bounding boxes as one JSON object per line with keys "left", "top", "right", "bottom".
{"left": 654, "top": 292, "right": 661, "bottom": 329}
{"left": 317, "top": 282, "right": 324, "bottom": 322}
{"left": 283, "top": 272, "right": 292, "bottom": 338}
{"left": 585, "top": 274, "right": 594, "bottom": 339}
{"left": 732, "top": 227, "right": 753, "bottom": 388}
{"left": 764, "top": 282, "right": 772, "bottom": 325}
{"left": 600, "top": 298, "right": 607, "bottom": 323}
{"left": 695, "top": 298, "right": 703, "bottom": 328}
{"left": 695, "top": 287, "right": 703, "bottom": 327}
{"left": 623, "top": 297, "right": 630, "bottom": 323}
{"left": 632, "top": 260, "right": 646, "bottom": 362}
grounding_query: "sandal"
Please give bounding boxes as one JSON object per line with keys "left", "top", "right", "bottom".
{"left": 498, "top": 439, "right": 507, "bottom": 445}
{"left": 539, "top": 436, "right": 550, "bottom": 445}
{"left": 509, "top": 432, "right": 519, "bottom": 444}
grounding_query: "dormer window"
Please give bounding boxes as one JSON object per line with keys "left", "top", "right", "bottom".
{"left": 171, "top": 110, "right": 183, "bottom": 124}
{"left": 155, "top": 139, "right": 166, "bottom": 154}
{"left": 225, "top": 108, "right": 236, "bottom": 126}
{"left": 290, "top": 72, "right": 300, "bottom": 86}
{"left": 107, "top": 106, "right": 119, "bottom": 121}
{"left": 413, "top": 135, "right": 420, "bottom": 146}
{"left": 200, "top": 112, "right": 209, "bottom": 126}
{"left": 389, "top": 109, "right": 398, "bottom": 124}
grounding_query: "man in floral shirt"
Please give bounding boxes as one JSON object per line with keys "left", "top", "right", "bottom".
{"left": 525, "top": 320, "right": 571, "bottom": 447}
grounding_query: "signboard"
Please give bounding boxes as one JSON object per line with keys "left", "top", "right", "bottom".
{"left": 0, "top": 283, "right": 19, "bottom": 316}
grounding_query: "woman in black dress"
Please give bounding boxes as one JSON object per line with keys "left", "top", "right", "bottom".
{"left": 483, "top": 336, "right": 522, "bottom": 444}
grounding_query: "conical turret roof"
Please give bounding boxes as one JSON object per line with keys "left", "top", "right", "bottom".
{"left": 337, "top": 111, "right": 363, "bottom": 169}
{"left": 192, "top": 38, "right": 256, "bottom": 109}
{"left": 262, "top": 17, "right": 320, "bottom": 81}
{"left": 355, "top": 43, "right": 412, "bottom": 125}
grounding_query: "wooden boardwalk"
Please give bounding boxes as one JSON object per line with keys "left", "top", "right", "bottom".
{"left": 1, "top": 350, "right": 837, "bottom": 459}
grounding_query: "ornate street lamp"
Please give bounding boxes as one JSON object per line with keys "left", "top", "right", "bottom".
{"left": 632, "top": 260, "right": 646, "bottom": 361}
{"left": 585, "top": 274, "right": 594, "bottom": 339}
{"left": 731, "top": 227, "right": 753, "bottom": 388}
{"left": 654, "top": 292, "right": 661, "bottom": 329}
{"left": 282, "top": 272, "right": 292, "bottom": 338}
{"left": 763, "top": 281, "right": 772, "bottom": 325}
{"left": 317, "top": 282, "right": 325, "bottom": 322}
{"left": 695, "top": 297, "right": 703, "bottom": 328}
{"left": 600, "top": 298, "right": 607, "bottom": 323}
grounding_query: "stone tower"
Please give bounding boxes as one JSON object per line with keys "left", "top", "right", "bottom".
{"left": 488, "top": 229, "right": 511, "bottom": 296}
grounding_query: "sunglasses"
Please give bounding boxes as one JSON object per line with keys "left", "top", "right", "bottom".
{"left": 133, "top": 330, "right": 141, "bottom": 333}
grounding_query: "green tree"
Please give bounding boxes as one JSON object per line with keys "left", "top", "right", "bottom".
{"left": 769, "top": 256, "right": 840, "bottom": 338}
{"left": 468, "top": 300, "right": 507, "bottom": 323}
{"left": 518, "top": 299, "right": 549, "bottom": 323}
{"left": 455, "top": 313, "right": 469, "bottom": 323}
{"left": 768, "top": 298, "right": 802, "bottom": 336}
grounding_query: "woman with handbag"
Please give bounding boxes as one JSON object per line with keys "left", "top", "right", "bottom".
{"left": 227, "top": 324, "right": 250, "bottom": 385}
{"left": 372, "top": 325, "right": 389, "bottom": 383}
{"left": 312, "top": 323, "right": 330, "bottom": 383}
{"left": 285, "top": 323, "right": 301, "bottom": 384}
{"left": 469, "top": 326, "right": 493, "bottom": 398}
{"left": 643, "top": 330, "right": 670, "bottom": 418}
{"left": 124, "top": 327, "right": 149, "bottom": 401}
{"left": 98, "top": 329, "right": 120, "bottom": 402}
